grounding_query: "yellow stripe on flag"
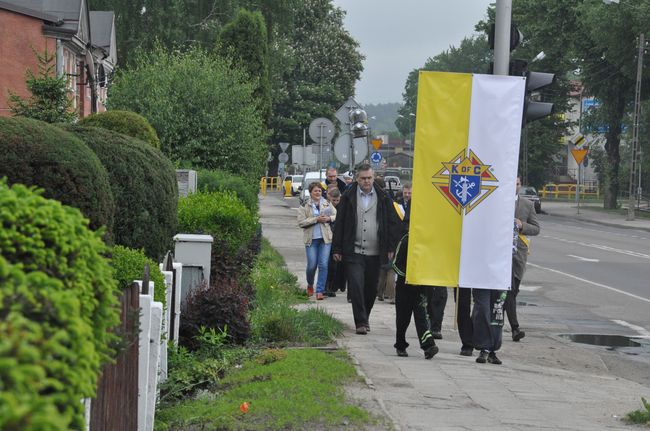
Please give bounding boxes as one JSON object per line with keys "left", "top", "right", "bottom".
{"left": 406, "top": 71, "right": 472, "bottom": 286}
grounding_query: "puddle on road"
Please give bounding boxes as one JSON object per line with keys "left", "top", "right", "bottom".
{"left": 560, "top": 334, "right": 642, "bottom": 348}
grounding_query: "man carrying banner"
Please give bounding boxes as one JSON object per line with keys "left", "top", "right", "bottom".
{"left": 392, "top": 182, "right": 438, "bottom": 359}
{"left": 405, "top": 71, "right": 526, "bottom": 365}
{"left": 507, "top": 176, "right": 540, "bottom": 342}
{"left": 332, "top": 164, "right": 401, "bottom": 335}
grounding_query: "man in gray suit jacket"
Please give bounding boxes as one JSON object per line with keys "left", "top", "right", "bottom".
{"left": 506, "top": 176, "right": 540, "bottom": 342}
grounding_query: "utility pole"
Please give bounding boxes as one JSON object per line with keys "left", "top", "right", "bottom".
{"left": 627, "top": 33, "right": 645, "bottom": 221}
{"left": 493, "top": 0, "right": 512, "bottom": 76}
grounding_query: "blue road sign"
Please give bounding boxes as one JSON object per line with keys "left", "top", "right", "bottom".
{"left": 370, "top": 151, "right": 382, "bottom": 163}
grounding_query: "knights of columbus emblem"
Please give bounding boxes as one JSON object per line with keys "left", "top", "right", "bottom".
{"left": 431, "top": 150, "right": 498, "bottom": 214}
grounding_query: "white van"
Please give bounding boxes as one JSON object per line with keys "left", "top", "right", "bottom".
{"left": 300, "top": 170, "right": 326, "bottom": 204}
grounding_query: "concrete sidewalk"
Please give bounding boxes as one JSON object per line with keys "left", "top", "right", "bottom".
{"left": 542, "top": 200, "right": 650, "bottom": 232}
{"left": 260, "top": 192, "right": 650, "bottom": 431}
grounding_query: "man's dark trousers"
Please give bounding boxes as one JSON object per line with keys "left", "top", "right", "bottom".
{"left": 345, "top": 254, "right": 380, "bottom": 328}
{"left": 471, "top": 289, "right": 503, "bottom": 352}
{"left": 394, "top": 276, "right": 434, "bottom": 351}
{"left": 455, "top": 287, "right": 473, "bottom": 350}
{"left": 426, "top": 286, "right": 448, "bottom": 332}
{"left": 504, "top": 274, "right": 521, "bottom": 330}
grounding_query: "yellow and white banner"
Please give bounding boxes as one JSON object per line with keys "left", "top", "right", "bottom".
{"left": 406, "top": 71, "right": 525, "bottom": 290}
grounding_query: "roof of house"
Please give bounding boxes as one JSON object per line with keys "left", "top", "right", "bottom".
{"left": 1, "top": 0, "right": 82, "bottom": 33}
{"left": 89, "top": 11, "right": 113, "bottom": 49}
{"left": 0, "top": 0, "right": 59, "bottom": 22}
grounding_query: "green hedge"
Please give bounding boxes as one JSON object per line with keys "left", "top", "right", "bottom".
{"left": 78, "top": 110, "right": 161, "bottom": 148}
{"left": 177, "top": 191, "right": 258, "bottom": 253}
{"left": 0, "top": 181, "right": 119, "bottom": 430}
{"left": 197, "top": 169, "right": 258, "bottom": 212}
{"left": 0, "top": 116, "right": 115, "bottom": 237}
{"left": 111, "top": 245, "right": 166, "bottom": 305}
{"left": 64, "top": 125, "right": 178, "bottom": 260}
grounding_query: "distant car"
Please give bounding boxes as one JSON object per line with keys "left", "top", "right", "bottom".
{"left": 300, "top": 171, "right": 326, "bottom": 204}
{"left": 282, "top": 175, "right": 303, "bottom": 196}
{"left": 519, "top": 186, "right": 542, "bottom": 213}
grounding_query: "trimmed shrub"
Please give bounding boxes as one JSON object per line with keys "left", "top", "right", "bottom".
{"left": 177, "top": 191, "right": 258, "bottom": 254}
{"left": 0, "top": 116, "right": 115, "bottom": 236}
{"left": 180, "top": 280, "right": 251, "bottom": 348}
{"left": 0, "top": 181, "right": 119, "bottom": 430}
{"left": 198, "top": 169, "right": 259, "bottom": 212}
{"left": 78, "top": 110, "right": 160, "bottom": 148}
{"left": 111, "top": 245, "right": 166, "bottom": 305}
{"left": 63, "top": 125, "right": 178, "bottom": 260}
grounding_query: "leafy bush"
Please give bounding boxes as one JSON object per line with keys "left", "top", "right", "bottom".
{"left": 177, "top": 191, "right": 258, "bottom": 254}
{"left": 63, "top": 125, "right": 178, "bottom": 260}
{"left": 78, "top": 110, "right": 160, "bottom": 148}
{"left": 108, "top": 46, "right": 268, "bottom": 177}
{"left": 0, "top": 181, "right": 119, "bottom": 430}
{"left": 180, "top": 280, "right": 251, "bottom": 348}
{"left": 198, "top": 169, "right": 259, "bottom": 212}
{"left": 625, "top": 397, "right": 650, "bottom": 425}
{"left": 111, "top": 245, "right": 166, "bottom": 305}
{"left": 0, "top": 116, "right": 114, "bottom": 236}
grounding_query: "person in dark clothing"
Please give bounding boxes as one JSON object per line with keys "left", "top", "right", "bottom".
{"left": 324, "top": 167, "right": 347, "bottom": 198}
{"left": 398, "top": 182, "right": 448, "bottom": 341}
{"left": 325, "top": 187, "right": 344, "bottom": 297}
{"left": 332, "top": 164, "right": 401, "bottom": 335}
{"left": 455, "top": 288, "right": 474, "bottom": 356}
{"left": 391, "top": 182, "right": 438, "bottom": 359}
{"left": 426, "top": 286, "right": 448, "bottom": 339}
{"left": 506, "top": 176, "right": 540, "bottom": 341}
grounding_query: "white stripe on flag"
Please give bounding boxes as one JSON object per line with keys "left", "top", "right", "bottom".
{"left": 458, "top": 74, "right": 525, "bottom": 290}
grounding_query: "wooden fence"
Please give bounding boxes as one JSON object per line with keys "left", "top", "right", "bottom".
{"left": 90, "top": 283, "right": 140, "bottom": 430}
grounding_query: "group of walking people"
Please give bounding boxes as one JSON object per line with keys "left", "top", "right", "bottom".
{"left": 297, "top": 164, "right": 539, "bottom": 364}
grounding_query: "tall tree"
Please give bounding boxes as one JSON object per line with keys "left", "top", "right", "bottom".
{"left": 268, "top": 0, "right": 364, "bottom": 169}
{"left": 573, "top": 0, "right": 650, "bottom": 208}
{"left": 217, "top": 9, "right": 271, "bottom": 125}
{"left": 396, "top": 35, "right": 491, "bottom": 137}
{"left": 107, "top": 46, "right": 268, "bottom": 177}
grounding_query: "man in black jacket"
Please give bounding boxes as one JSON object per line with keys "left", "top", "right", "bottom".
{"left": 324, "top": 167, "right": 347, "bottom": 197}
{"left": 332, "top": 164, "right": 401, "bottom": 334}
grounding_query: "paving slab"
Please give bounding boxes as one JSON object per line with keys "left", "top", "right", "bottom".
{"left": 260, "top": 192, "right": 650, "bottom": 430}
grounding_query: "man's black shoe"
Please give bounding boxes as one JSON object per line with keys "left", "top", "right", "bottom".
{"left": 377, "top": 295, "right": 384, "bottom": 301}
{"left": 460, "top": 347, "right": 473, "bottom": 357}
{"left": 396, "top": 349, "right": 408, "bottom": 357}
{"left": 355, "top": 326, "right": 367, "bottom": 335}
{"left": 432, "top": 331, "right": 442, "bottom": 340}
{"left": 365, "top": 324, "right": 370, "bottom": 332}
{"left": 476, "top": 350, "right": 488, "bottom": 364}
{"left": 487, "top": 352, "right": 502, "bottom": 365}
{"left": 325, "top": 291, "right": 336, "bottom": 297}
{"left": 512, "top": 328, "right": 525, "bottom": 342}
{"left": 424, "top": 345, "right": 439, "bottom": 360}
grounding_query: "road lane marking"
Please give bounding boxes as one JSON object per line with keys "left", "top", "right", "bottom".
{"left": 611, "top": 319, "right": 650, "bottom": 338}
{"left": 519, "top": 285, "right": 542, "bottom": 291}
{"left": 567, "top": 254, "right": 600, "bottom": 262}
{"left": 543, "top": 235, "right": 650, "bottom": 260}
{"left": 527, "top": 263, "right": 650, "bottom": 304}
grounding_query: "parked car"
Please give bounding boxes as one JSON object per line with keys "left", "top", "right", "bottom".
{"left": 282, "top": 175, "right": 303, "bottom": 196}
{"left": 519, "top": 186, "right": 542, "bottom": 213}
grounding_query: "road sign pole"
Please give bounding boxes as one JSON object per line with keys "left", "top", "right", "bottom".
{"left": 576, "top": 162, "right": 580, "bottom": 215}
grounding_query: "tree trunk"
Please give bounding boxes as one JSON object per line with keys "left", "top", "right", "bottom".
{"left": 603, "top": 96, "right": 626, "bottom": 209}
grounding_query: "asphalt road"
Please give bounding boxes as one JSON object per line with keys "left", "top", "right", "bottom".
{"left": 528, "top": 214, "right": 650, "bottom": 331}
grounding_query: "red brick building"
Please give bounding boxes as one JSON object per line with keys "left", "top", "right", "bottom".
{"left": 0, "top": 0, "right": 116, "bottom": 118}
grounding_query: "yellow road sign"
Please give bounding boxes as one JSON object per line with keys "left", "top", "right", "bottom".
{"left": 571, "top": 148, "right": 588, "bottom": 165}
{"left": 371, "top": 138, "right": 383, "bottom": 150}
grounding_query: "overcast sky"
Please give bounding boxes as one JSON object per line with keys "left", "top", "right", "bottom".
{"left": 330, "top": 0, "right": 493, "bottom": 105}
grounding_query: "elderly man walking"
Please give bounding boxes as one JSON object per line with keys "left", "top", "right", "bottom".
{"left": 332, "top": 164, "right": 401, "bottom": 334}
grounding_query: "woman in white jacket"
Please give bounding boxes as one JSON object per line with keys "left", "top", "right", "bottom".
{"left": 297, "top": 182, "right": 336, "bottom": 300}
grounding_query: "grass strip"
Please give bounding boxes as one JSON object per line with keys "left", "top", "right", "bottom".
{"left": 155, "top": 348, "right": 371, "bottom": 430}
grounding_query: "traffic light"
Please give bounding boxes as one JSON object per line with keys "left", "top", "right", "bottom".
{"left": 524, "top": 70, "right": 555, "bottom": 123}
